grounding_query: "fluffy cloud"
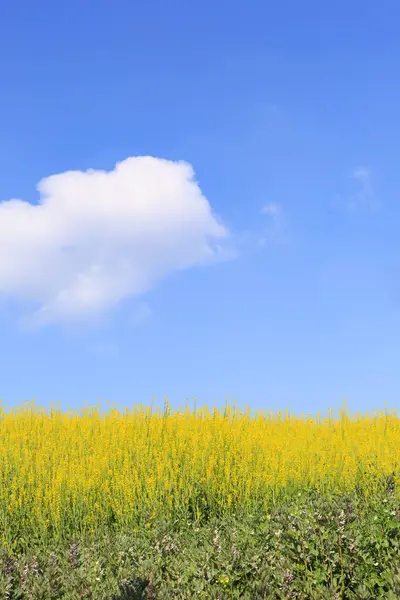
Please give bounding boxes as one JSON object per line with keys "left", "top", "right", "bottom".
{"left": 0, "top": 156, "right": 228, "bottom": 325}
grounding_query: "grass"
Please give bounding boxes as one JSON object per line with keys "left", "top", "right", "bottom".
{"left": 0, "top": 400, "right": 400, "bottom": 597}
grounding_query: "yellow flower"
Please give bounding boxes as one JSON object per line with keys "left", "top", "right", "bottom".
{"left": 0, "top": 399, "right": 397, "bottom": 535}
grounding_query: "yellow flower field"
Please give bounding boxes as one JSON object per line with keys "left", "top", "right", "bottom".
{"left": 0, "top": 400, "right": 398, "bottom": 542}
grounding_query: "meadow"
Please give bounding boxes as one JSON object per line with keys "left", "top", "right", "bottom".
{"left": 0, "top": 400, "right": 400, "bottom": 598}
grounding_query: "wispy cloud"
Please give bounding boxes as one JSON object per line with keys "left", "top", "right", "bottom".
{"left": 349, "top": 166, "right": 376, "bottom": 210}
{"left": 330, "top": 166, "right": 378, "bottom": 214}
{"left": 258, "top": 203, "right": 285, "bottom": 247}
{"left": 261, "top": 202, "right": 281, "bottom": 218}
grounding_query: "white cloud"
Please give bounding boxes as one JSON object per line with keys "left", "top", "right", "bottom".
{"left": 0, "top": 156, "right": 228, "bottom": 326}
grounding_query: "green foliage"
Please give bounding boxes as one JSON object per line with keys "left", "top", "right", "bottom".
{"left": 1, "top": 489, "right": 400, "bottom": 598}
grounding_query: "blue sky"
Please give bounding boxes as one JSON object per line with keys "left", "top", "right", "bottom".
{"left": 0, "top": 0, "right": 400, "bottom": 415}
